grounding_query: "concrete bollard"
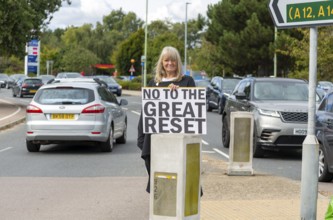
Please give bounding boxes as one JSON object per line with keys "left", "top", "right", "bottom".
{"left": 228, "top": 112, "right": 254, "bottom": 176}
{"left": 150, "top": 133, "right": 201, "bottom": 220}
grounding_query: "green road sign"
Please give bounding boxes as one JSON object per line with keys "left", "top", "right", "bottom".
{"left": 269, "top": 0, "right": 333, "bottom": 28}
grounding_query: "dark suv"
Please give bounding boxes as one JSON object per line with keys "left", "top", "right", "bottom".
{"left": 206, "top": 76, "right": 241, "bottom": 114}
{"left": 222, "top": 77, "right": 320, "bottom": 157}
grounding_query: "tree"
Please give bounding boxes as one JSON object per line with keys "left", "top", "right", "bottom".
{"left": 0, "top": 0, "right": 71, "bottom": 57}
{"left": 112, "top": 29, "right": 145, "bottom": 76}
{"left": 60, "top": 46, "right": 100, "bottom": 73}
{"left": 206, "top": 0, "right": 275, "bottom": 76}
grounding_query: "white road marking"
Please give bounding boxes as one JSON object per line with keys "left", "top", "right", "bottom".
{"left": 202, "top": 140, "right": 209, "bottom": 145}
{"left": 213, "top": 148, "right": 229, "bottom": 159}
{"left": 0, "top": 147, "right": 12, "bottom": 153}
{"left": 202, "top": 150, "right": 215, "bottom": 154}
{"left": 132, "top": 110, "right": 141, "bottom": 116}
{"left": 0, "top": 99, "right": 22, "bottom": 121}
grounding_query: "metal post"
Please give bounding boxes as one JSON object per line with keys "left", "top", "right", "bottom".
{"left": 144, "top": 0, "right": 148, "bottom": 87}
{"left": 184, "top": 2, "right": 190, "bottom": 75}
{"left": 274, "top": 27, "right": 277, "bottom": 77}
{"left": 300, "top": 27, "right": 319, "bottom": 220}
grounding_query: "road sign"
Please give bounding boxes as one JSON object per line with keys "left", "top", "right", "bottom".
{"left": 269, "top": 0, "right": 333, "bottom": 28}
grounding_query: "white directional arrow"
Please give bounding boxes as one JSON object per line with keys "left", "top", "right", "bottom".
{"left": 269, "top": 0, "right": 333, "bottom": 28}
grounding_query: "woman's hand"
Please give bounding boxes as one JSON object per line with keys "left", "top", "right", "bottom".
{"left": 168, "top": 83, "right": 179, "bottom": 90}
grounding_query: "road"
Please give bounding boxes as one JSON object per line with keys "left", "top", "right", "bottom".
{"left": 0, "top": 88, "right": 332, "bottom": 219}
{"left": 0, "top": 88, "right": 304, "bottom": 180}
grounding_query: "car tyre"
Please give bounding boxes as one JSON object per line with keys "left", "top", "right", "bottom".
{"left": 318, "top": 144, "right": 333, "bottom": 182}
{"left": 26, "top": 140, "right": 40, "bottom": 152}
{"left": 100, "top": 127, "right": 114, "bottom": 152}
{"left": 217, "top": 100, "right": 223, "bottom": 115}
{"left": 206, "top": 99, "right": 212, "bottom": 112}
{"left": 19, "top": 90, "right": 23, "bottom": 98}
{"left": 116, "top": 122, "right": 127, "bottom": 144}
{"left": 117, "top": 92, "right": 122, "bottom": 97}
{"left": 222, "top": 116, "right": 230, "bottom": 148}
{"left": 253, "top": 126, "right": 265, "bottom": 158}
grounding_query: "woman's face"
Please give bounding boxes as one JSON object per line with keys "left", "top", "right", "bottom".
{"left": 162, "top": 56, "right": 177, "bottom": 75}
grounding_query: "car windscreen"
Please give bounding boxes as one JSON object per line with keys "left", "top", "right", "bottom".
{"left": 223, "top": 79, "right": 241, "bottom": 89}
{"left": 34, "top": 88, "right": 94, "bottom": 104}
{"left": 254, "top": 81, "right": 309, "bottom": 101}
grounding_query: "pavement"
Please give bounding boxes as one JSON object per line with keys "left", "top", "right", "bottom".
{"left": 0, "top": 89, "right": 332, "bottom": 219}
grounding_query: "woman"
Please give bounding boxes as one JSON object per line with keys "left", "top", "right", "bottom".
{"left": 137, "top": 46, "right": 195, "bottom": 193}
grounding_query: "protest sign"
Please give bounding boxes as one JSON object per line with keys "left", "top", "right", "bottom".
{"left": 142, "top": 87, "right": 207, "bottom": 134}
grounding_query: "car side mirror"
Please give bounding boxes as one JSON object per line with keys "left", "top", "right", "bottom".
{"left": 235, "top": 92, "right": 247, "bottom": 100}
{"left": 119, "top": 99, "right": 128, "bottom": 106}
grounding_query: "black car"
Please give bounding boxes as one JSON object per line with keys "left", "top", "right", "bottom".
{"left": 316, "top": 91, "right": 333, "bottom": 182}
{"left": 12, "top": 77, "right": 43, "bottom": 97}
{"left": 206, "top": 76, "right": 241, "bottom": 114}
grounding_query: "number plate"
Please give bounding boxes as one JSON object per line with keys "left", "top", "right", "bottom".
{"left": 30, "top": 90, "right": 37, "bottom": 93}
{"left": 293, "top": 128, "right": 307, "bottom": 135}
{"left": 51, "top": 114, "right": 75, "bottom": 120}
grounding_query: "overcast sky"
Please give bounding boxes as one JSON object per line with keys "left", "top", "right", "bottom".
{"left": 47, "top": 0, "right": 221, "bottom": 30}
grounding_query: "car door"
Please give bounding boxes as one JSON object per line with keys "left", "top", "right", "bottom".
{"left": 317, "top": 93, "right": 333, "bottom": 164}
{"left": 211, "top": 77, "right": 222, "bottom": 108}
{"left": 99, "top": 87, "right": 124, "bottom": 137}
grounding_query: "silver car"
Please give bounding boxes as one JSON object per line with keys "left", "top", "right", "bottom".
{"left": 222, "top": 77, "right": 321, "bottom": 157}
{"left": 26, "top": 78, "right": 128, "bottom": 152}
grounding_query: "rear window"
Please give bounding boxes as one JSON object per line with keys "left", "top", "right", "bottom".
{"left": 34, "top": 88, "right": 94, "bottom": 104}
{"left": 25, "top": 79, "right": 43, "bottom": 85}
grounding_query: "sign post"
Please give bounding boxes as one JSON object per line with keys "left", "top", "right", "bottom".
{"left": 269, "top": 0, "right": 333, "bottom": 28}
{"left": 268, "top": 0, "right": 333, "bottom": 218}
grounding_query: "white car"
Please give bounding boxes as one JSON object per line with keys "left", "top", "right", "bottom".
{"left": 26, "top": 78, "right": 128, "bottom": 152}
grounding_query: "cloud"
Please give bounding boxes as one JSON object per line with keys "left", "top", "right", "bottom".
{"left": 48, "top": 0, "right": 220, "bottom": 30}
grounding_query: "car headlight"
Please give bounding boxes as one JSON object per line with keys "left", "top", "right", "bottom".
{"left": 258, "top": 109, "right": 280, "bottom": 118}
{"left": 119, "top": 85, "right": 122, "bottom": 89}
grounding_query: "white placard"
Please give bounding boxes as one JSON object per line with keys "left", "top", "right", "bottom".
{"left": 142, "top": 87, "right": 206, "bottom": 134}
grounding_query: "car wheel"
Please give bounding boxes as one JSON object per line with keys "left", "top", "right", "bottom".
{"left": 253, "top": 127, "right": 265, "bottom": 158}
{"left": 318, "top": 144, "right": 333, "bottom": 182}
{"left": 206, "top": 99, "right": 212, "bottom": 112}
{"left": 100, "top": 127, "right": 114, "bottom": 152}
{"left": 116, "top": 122, "right": 127, "bottom": 144}
{"left": 117, "top": 92, "right": 122, "bottom": 97}
{"left": 222, "top": 116, "right": 230, "bottom": 148}
{"left": 217, "top": 100, "right": 223, "bottom": 115}
{"left": 26, "top": 140, "right": 40, "bottom": 152}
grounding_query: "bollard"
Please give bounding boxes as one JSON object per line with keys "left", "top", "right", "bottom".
{"left": 228, "top": 112, "right": 254, "bottom": 176}
{"left": 150, "top": 133, "right": 201, "bottom": 220}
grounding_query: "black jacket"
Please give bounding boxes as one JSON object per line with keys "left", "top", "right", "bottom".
{"left": 137, "top": 75, "right": 196, "bottom": 159}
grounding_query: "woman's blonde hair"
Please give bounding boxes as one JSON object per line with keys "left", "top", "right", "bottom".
{"left": 154, "top": 46, "right": 183, "bottom": 83}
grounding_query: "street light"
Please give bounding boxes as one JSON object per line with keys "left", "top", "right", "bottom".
{"left": 144, "top": 0, "right": 148, "bottom": 87}
{"left": 184, "top": 2, "right": 191, "bottom": 75}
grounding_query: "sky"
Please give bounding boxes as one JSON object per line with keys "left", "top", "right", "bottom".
{"left": 47, "top": 0, "right": 221, "bottom": 30}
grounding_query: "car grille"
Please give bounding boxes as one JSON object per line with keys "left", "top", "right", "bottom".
{"left": 280, "top": 112, "right": 308, "bottom": 123}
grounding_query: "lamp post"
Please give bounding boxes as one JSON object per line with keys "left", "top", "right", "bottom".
{"left": 144, "top": 0, "right": 148, "bottom": 87}
{"left": 184, "top": 2, "right": 191, "bottom": 75}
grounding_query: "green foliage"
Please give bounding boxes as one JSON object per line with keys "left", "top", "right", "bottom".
{"left": 0, "top": 0, "right": 70, "bottom": 57}
{"left": 60, "top": 46, "right": 101, "bottom": 72}
{"left": 206, "top": 0, "right": 274, "bottom": 76}
{"left": 112, "top": 29, "right": 145, "bottom": 76}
